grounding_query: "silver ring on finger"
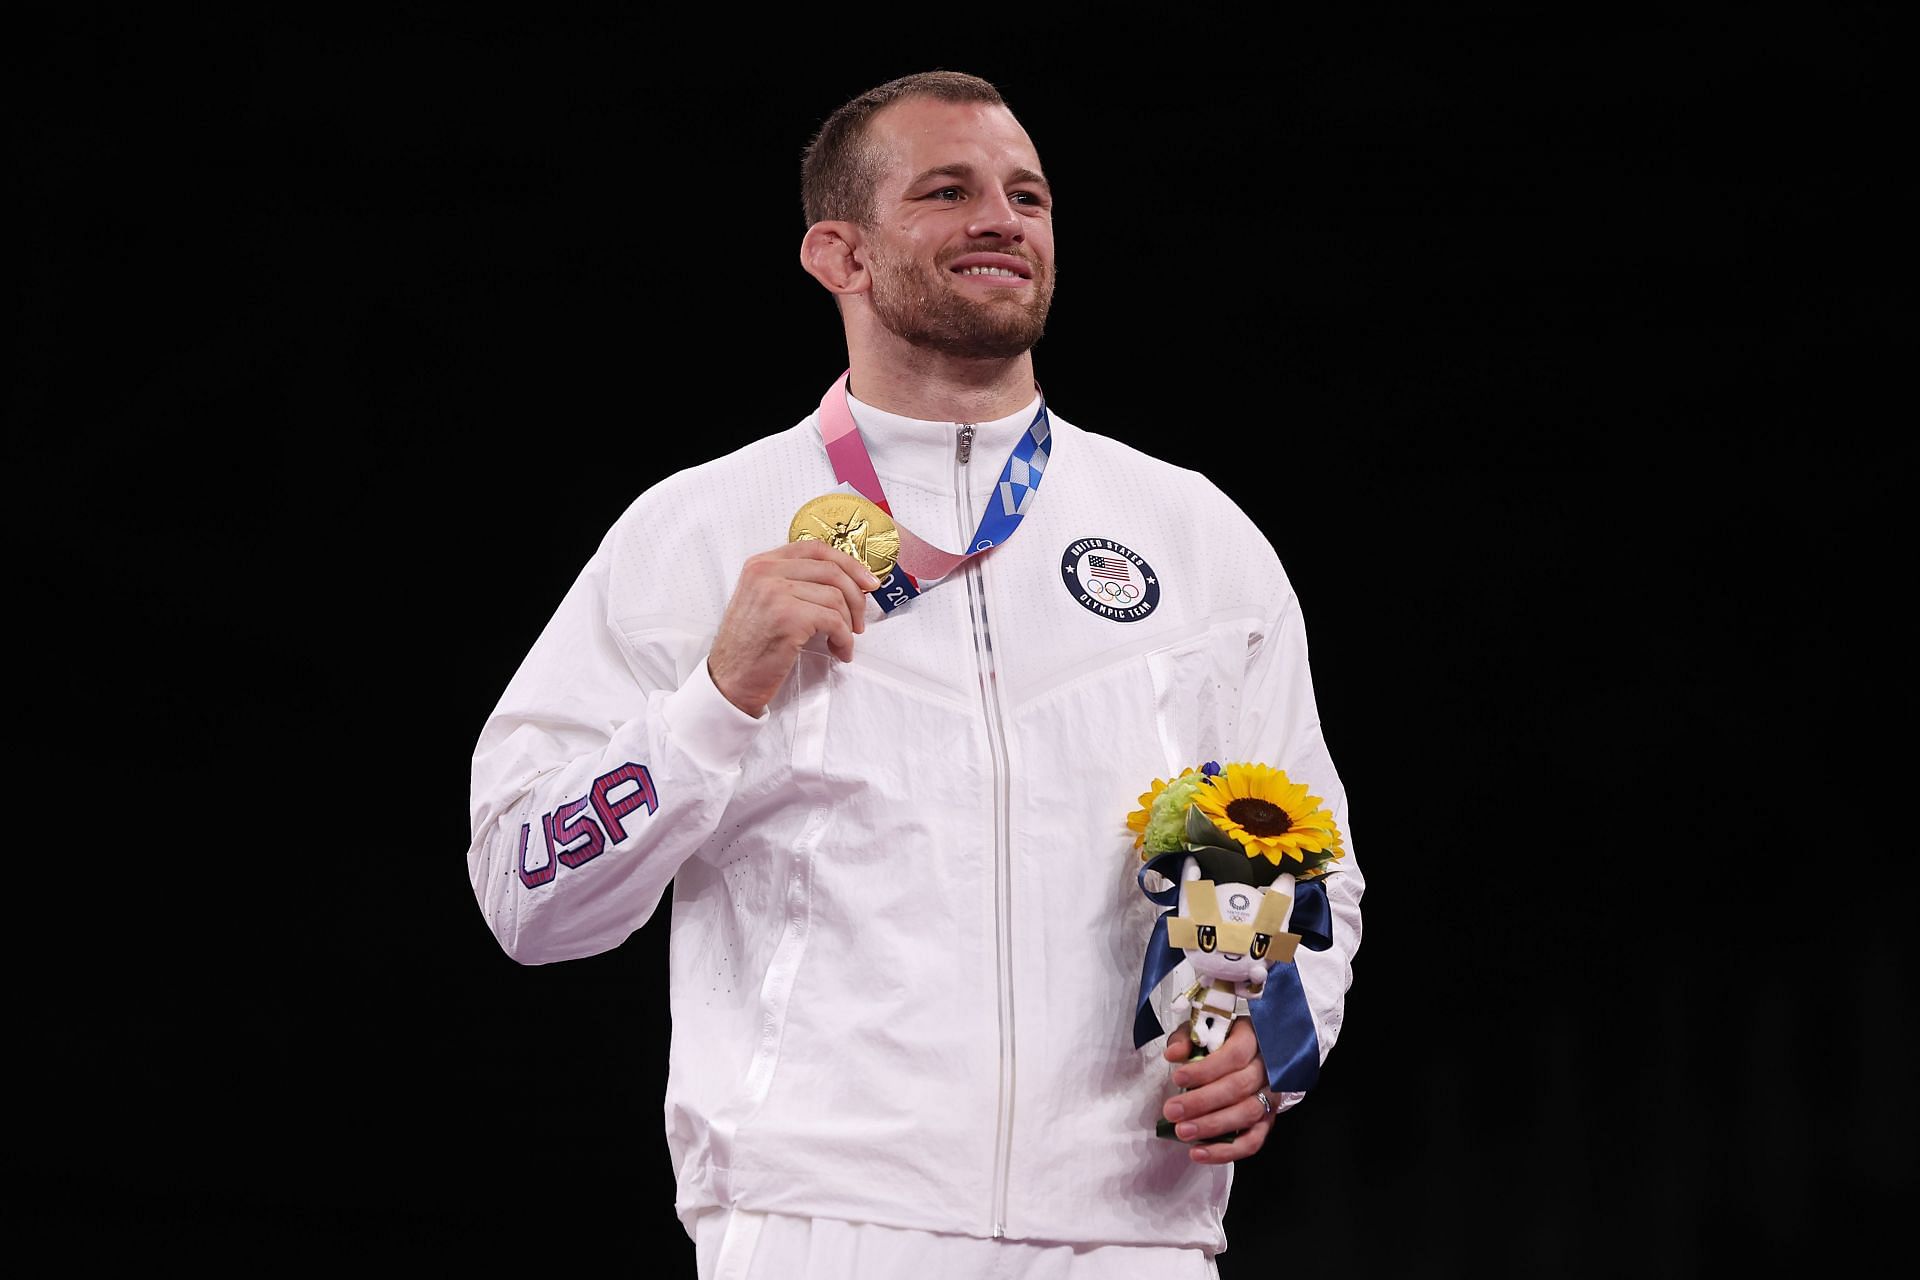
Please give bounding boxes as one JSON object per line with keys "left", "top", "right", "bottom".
{"left": 1255, "top": 1089, "right": 1273, "bottom": 1117}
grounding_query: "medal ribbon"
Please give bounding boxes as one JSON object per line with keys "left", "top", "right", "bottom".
{"left": 815, "top": 370, "right": 1051, "bottom": 613}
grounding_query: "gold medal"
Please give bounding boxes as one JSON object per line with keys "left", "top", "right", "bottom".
{"left": 788, "top": 493, "right": 899, "bottom": 585}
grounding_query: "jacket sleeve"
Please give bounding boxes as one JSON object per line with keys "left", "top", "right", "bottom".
{"left": 1238, "top": 580, "right": 1365, "bottom": 1110}
{"left": 465, "top": 525, "right": 761, "bottom": 965}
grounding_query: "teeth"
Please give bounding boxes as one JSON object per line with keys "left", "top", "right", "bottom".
{"left": 959, "top": 266, "right": 1019, "bottom": 277}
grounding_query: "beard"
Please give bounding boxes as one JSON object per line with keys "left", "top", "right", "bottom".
{"left": 867, "top": 243, "right": 1054, "bottom": 360}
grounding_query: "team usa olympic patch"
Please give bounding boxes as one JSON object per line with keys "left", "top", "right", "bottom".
{"left": 1060, "top": 537, "right": 1160, "bottom": 622}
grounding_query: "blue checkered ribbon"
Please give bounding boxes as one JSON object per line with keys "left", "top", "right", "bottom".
{"left": 970, "top": 405, "right": 1051, "bottom": 551}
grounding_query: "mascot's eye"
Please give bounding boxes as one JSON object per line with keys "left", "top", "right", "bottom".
{"left": 1251, "top": 933, "right": 1271, "bottom": 959}
{"left": 1196, "top": 925, "right": 1217, "bottom": 953}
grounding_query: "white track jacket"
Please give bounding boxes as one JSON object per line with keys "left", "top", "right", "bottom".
{"left": 467, "top": 391, "right": 1364, "bottom": 1254}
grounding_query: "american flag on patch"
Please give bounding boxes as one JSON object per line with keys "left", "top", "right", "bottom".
{"left": 1087, "top": 554, "right": 1132, "bottom": 581}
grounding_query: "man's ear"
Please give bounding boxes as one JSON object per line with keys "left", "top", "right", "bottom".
{"left": 800, "top": 221, "right": 870, "bottom": 295}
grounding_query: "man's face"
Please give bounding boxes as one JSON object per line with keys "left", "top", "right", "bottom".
{"left": 858, "top": 97, "right": 1055, "bottom": 360}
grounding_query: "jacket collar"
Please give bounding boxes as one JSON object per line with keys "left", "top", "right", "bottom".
{"left": 844, "top": 387, "right": 1045, "bottom": 500}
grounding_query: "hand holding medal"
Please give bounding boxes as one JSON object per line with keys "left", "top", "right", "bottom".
{"left": 712, "top": 371, "right": 1049, "bottom": 718}
{"left": 706, "top": 535, "right": 880, "bottom": 718}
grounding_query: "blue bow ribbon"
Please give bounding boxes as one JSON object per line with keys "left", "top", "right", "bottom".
{"left": 1132, "top": 850, "right": 1334, "bottom": 1093}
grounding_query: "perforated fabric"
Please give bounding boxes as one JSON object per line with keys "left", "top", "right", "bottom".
{"left": 466, "top": 391, "right": 1364, "bottom": 1254}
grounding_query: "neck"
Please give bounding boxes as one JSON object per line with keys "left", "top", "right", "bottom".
{"left": 845, "top": 331, "right": 1037, "bottom": 423}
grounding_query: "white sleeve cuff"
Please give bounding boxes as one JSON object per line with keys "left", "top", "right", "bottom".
{"left": 661, "top": 656, "right": 766, "bottom": 773}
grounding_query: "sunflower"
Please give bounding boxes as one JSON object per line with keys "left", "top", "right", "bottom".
{"left": 1126, "top": 777, "right": 1171, "bottom": 850}
{"left": 1191, "top": 762, "right": 1345, "bottom": 869}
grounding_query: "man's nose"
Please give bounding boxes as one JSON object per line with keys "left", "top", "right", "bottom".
{"left": 966, "top": 188, "right": 1024, "bottom": 241}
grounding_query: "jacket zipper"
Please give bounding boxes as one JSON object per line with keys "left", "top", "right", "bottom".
{"left": 957, "top": 422, "right": 1016, "bottom": 1237}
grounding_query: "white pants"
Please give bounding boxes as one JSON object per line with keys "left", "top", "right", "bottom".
{"left": 695, "top": 1209, "right": 1219, "bottom": 1280}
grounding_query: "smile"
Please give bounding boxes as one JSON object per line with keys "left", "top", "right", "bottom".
{"left": 947, "top": 252, "right": 1034, "bottom": 283}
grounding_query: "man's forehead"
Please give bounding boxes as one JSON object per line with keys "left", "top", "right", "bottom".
{"left": 866, "top": 97, "right": 1044, "bottom": 183}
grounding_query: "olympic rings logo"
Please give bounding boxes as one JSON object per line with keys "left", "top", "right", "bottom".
{"left": 1062, "top": 541, "right": 1160, "bottom": 622}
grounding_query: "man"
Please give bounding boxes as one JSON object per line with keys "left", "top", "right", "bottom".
{"left": 467, "top": 71, "right": 1362, "bottom": 1277}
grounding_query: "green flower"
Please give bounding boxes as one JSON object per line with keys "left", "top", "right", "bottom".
{"left": 1142, "top": 770, "right": 1213, "bottom": 854}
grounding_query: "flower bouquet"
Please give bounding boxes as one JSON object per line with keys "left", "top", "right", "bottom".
{"left": 1127, "top": 762, "right": 1344, "bottom": 1136}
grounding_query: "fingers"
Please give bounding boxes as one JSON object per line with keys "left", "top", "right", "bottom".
{"left": 1163, "top": 1056, "right": 1264, "bottom": 1133}
{"left": 1162, "top": 1019, "right": 1274, "bottom": 1161}
{"left": 785, "top": 586, "right": 858, "bottom": 662}
{"left": 1168, "top": 1018, "right": 1256, "bottom": 1088}
{"left": 709, "top": 541, "right": 881, "bottom": 713}
{"left": 780, "top": 540, "right": 883, "bottom": 596}
{"left": 1185, "top": 1113, "right": 1274, "bottom": 1164}
{"left": 1163, "top": 1034, "right": 1193, "bottom": 1064}
{"left": 755, "top": 548, "right": 877, "bottom": 634}
{"left": 781, "top": 536, "right": 882, "bottom": 578}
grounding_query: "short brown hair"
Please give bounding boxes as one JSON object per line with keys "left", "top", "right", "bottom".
{"left": 800, "top": 71, "right": 1007, "bottom": 227}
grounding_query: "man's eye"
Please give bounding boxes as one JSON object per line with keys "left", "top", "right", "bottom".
{"left": 931, "top": 187, "right": 963, "bottom": 200}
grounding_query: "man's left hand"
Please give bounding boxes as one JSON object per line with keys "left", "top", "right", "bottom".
{"left": 1162, "top": 1017, "right": 1274, "bottom": 1163}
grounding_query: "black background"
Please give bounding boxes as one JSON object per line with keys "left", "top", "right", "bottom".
{"left": 14, "top": 5, "right": 1906, "bottom": 1275}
